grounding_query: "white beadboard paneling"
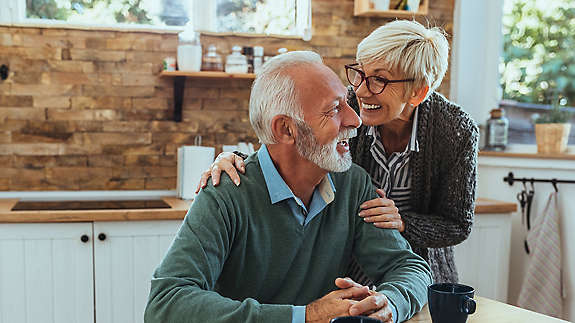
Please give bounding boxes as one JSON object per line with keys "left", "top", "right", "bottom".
{"left": 93, "top": 220, "right": 182, "bottom": 323}
{"left": 0, "top": 223, "right": 93, "bottom": 323}
{"left": 25, "top": 239, "right": 54, "bottom": 322}
{"left": 454, "top": 213, "right": 513, "bottom": 302}
{"left": 0, "top": 240, "right": 26, "bottom": 323}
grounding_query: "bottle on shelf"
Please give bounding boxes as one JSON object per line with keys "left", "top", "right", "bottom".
{"left": 485, "top": 108, "right": 509, "bottom": 151}
{"left": 253, "top": 46, "right": 264, "bottom": 74}
{"left": 242, "top": 46, "right": 254, "bottom": 73}
{"left": 201, "top": 45, "right": 224, "bottom": 72}
{"left": 225, "top": 45, "right": 249, "bottom": 74}
{"left": 177, "top": 26, "right": 202, "bottom": 72}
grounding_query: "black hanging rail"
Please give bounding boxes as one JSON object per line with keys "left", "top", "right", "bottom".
{"left": 504, "top": 172, "right": 575, "bottom": 190}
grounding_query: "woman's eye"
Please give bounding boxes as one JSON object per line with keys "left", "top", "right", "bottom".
{"left": 373, "top": 77, "right": 388, "bottom": 85}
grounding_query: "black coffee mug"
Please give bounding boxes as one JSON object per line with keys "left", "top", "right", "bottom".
{"left": 428, "top": 283, "right": 476, "bottom": 323}
{"left": 330, "top": 316, "right": 382, "bottom": 323}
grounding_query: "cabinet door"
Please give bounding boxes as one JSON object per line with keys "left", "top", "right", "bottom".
{"left": 93, "top": 220, "right": 182, "bottom": 323}
{"left": 0, "top": 223, "right": 94, "bottom": 323}
{"left": 454, "top": 213, "right": 512, "bottom": 302}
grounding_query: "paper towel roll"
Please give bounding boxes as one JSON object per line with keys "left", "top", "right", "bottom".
{"left": 177, "top": 146, "right": 215, "bottom": 200}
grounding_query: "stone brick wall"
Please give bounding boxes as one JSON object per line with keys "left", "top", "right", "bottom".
{"left": 0, "top": 0, "right": 454, "bottom": 191}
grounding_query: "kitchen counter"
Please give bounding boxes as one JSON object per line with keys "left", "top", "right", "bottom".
{"left": 0, "top": 197, "right": 515, "bottom": 223}
{"left": 0, "top": 197, "right": 191, "bottom": 223}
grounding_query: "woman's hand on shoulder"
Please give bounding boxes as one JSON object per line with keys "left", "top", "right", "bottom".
{"left": 195, "top": 152, "right": 246, "bottom": 193}
{"left": 359, "top": 189, "right": 405, "bottom": 232}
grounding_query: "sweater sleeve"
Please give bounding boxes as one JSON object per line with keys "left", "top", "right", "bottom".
{"left": 354, "top": 171, "right": 433, "bottom": 322}
{"left": 401, "top": 120, "right": 479, "bottom": 248}
{"left": 144, "top": 188, "right": 292, "bottom": 323}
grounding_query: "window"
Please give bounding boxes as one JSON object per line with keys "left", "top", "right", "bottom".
{"left": 1, "top": 0, "right": 312, "bottom": 39}
{"left": 499, "top": 0, "right": 575, "bottom": 144}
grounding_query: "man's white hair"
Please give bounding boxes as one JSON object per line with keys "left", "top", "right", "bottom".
{"left": 249, "top": 51, "right": 323, "bottom": 144}
{"left": 356, "top": 20, "right": 449, "bottom": 100}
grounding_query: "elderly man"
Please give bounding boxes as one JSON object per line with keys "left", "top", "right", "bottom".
{"left": 144, "top": 51, "right": 431, "bottom": 323}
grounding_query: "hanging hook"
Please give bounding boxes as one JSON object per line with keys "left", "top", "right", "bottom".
{"left": 521, "top": 180, "right": 527, "bottom": 192}
{"left": 551, "top": 179, "right": 558, "bottom": 192}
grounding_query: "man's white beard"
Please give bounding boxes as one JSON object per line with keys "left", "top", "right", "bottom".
{"left": 294, "top": 121, "right": 355, "bottom": 173}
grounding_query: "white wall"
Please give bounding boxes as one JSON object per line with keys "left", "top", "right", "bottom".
{"left": 451, "top": 0, "right": 504, "bottom": 125}
{"left": 478, "top": 156, "right": 575, "bottom": 320}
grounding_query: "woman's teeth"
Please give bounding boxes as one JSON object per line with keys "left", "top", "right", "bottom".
{"left": 362, "top": 103, "right": 381, "bottom": 110}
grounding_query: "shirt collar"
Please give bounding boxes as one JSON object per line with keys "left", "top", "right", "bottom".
{"left": 257, "top": 145, "right": 336, "bottom": 205}
{"left": 366, "top": 106, "right": 420, "bottom": 153}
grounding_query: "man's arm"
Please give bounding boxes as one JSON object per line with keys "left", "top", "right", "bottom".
{"left": 353, "top": 173, "right": 433, "bottom": 322}
{"left": 144, "top": 189, "right": 293, "bottom": 323}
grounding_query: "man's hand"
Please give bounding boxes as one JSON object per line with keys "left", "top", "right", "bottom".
{"left": 305, "top": 286, "right": 371, "bottom": 323}
{"left": 335, "top": 278, "right": 394, "bottom": 323}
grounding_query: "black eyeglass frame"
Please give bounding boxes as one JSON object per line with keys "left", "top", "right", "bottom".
{"left": 344, "top": 63, "right": 415, "bottom": 95}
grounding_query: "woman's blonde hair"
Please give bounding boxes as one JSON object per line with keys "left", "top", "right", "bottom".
{"left": 356, "top": 20, "right": 449, "bottom": 101}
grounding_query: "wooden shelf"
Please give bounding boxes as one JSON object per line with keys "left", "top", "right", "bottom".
{"left": 354, "top": 0, "right": 429, "bottom": 17}
{"left": 160, "top": 71, "right": 256, "bottom": 79}
{"left": 159, "top": 71, "right": 255, "bottom": 122}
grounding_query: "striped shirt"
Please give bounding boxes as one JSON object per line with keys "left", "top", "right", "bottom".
{"left": 347, "top": 107, "right": 419, "bottom": 286}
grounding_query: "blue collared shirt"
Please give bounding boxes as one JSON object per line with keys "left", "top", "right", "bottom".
{"left": 258, "top": 145, "right": 397, "bottom": 323}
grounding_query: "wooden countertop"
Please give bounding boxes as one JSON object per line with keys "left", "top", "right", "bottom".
{"left": 407, "top": 296, "right": 568, "bottom": 322}
{"left": 0, "top": 197, "right": 516, "bottom": 223}
{"left": 474, "top": 198, "right": 517, "bottom": 214}
{"left": 0, "top": 197, "right": 191, "bottom": 223}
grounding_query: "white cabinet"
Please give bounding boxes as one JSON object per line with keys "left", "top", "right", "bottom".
{"left": 0, "top": 220, "right": 182, "bottom": 323}
{"left": 0, "top": 223, "right": 94, "bottom": 323}
{"left": 93, "top": 221, "right": 181, "bottom": 323}
{"left": 454, "top": 212, "right": 513, "bottom": 302}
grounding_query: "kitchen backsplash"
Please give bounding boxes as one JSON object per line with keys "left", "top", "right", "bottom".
{"left": 0, "top": 0, "right": 454, "bottom": 191}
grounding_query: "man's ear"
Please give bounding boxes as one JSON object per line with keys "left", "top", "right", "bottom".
{"left": 270, "top": 115, "right": 296, "bottom": 144}
{"left": 408, "top": 85, "right": 429, "bottom": 107}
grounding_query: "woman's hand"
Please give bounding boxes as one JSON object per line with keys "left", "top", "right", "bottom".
{"left": 359, "top": 189, "right": 405, "bottom": 232}
{"left": 195, "top": 152, "right": 246, "bottom": 193}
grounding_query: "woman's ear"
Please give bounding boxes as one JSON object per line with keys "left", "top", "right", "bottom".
{"left": 408, "top": 85, "right": 429, "bottom": 107}
{"left": 270, "top": 115, "right": 296, "bottom": 144}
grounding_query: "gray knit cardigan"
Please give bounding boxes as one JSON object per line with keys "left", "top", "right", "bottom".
{"left": 348, "top": 89, "right": 479, "bottom": 283}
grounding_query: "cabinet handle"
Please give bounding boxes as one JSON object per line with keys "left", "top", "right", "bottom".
{"left": 98, "top": 233, "right": 107, "bottom": 241}
{"left": 81, "top": 234, "right": 89, "bottom": 243}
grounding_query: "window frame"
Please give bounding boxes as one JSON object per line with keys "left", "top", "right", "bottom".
{"left": 0, "top": 0, "right": 312, "bottom": 40}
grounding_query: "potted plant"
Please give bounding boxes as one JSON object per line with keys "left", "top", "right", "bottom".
{"left": 534, "top": 98, "right": 573, "bottom": 154}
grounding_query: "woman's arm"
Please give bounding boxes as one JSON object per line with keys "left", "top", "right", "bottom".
{"left": 400, "top": 122, "right": 479, "bottom": 249}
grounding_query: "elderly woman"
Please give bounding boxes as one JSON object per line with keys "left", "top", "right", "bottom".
{"left": 197, "top": 20, "right": 479, "bottom": 284}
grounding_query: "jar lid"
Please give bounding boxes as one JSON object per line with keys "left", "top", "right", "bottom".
{"left": 254, "top": 46, "right": 264, "bottom": 56}
{"left": 490, "top": 108, "right": 504, "bottom": 118}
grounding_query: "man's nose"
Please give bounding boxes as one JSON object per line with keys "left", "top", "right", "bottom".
{"left": 341, "top": 101, "right": 362, "bottom": 129}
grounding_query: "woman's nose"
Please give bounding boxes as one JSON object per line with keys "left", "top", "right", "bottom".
{"left": 354, "top": 81, "right": 372, "bottom": 99}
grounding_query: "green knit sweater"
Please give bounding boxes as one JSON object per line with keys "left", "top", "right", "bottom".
{"left": 145, "top": 153, "right": 432, "bottom": 323}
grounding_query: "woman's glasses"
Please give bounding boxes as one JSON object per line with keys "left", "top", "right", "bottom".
{"left": 345, "top": 63, "right": 414, "bottom": 95}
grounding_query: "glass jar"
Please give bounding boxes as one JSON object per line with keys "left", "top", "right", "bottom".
{"left": 225, "top": 46, "right": 248, "bottom": 74}
{"left": 253, "top": 46, "right": 264, "bottom": 74}
{"left": 202, "top": 45, "right": 224, "bottom": 72}
{"left": 485, "top": 108, "right": 509, "bottom": 151}
{"left": 177, "top": 28, "right": 202, "bottom": 72}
